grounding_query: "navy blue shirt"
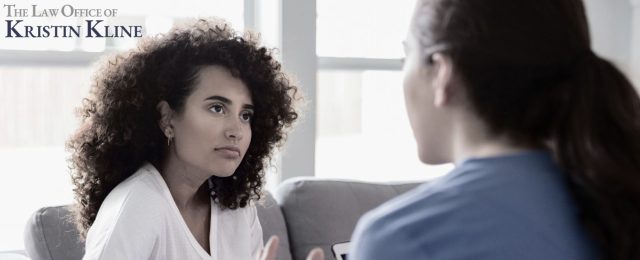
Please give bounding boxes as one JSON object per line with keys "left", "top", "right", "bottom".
{"left": 350, "top": 150, "right": 597, "bottom": 260}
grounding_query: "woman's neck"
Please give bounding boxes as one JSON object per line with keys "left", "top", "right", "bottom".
{"left": 451, "top": 110, "right": 542, "bottom": 164}
{"left": 158, "top": 155, "right": 212, "bottom": 211}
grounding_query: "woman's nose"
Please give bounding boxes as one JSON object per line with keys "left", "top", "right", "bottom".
{"left": 224, "top": 120, "right": 243, "bottom": 141}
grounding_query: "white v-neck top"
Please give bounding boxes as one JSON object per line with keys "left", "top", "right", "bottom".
{"left": 83, "top": 162, "right": 264, "bottom": 260}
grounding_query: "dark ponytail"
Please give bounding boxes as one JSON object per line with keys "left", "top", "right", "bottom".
{"left": 414, "top": 0, "right": 640, "bottom": 258}
{"left": 554, "top": 53, "right": 640, "bottom": 259}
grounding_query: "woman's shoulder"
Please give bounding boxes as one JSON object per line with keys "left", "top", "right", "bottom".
{"left": 357, "top": 151, "right": 572, "bottom": 236}
{"left": 104, "top": 163, "right": 167, "bottom": 206}
{"left": 92, "top": 163, "right": 170, "bottom": 227}
{"left": 84, "top": 164, "right": 171, "bottom": 258}
{"left": 352, "top": 151, "right": 593, "bottom": 259}
{"left": 350, "top": 181, "right": 478, "bottom": 259}
{"left": 356, "top": 179, "right": 478, "bottom": 234}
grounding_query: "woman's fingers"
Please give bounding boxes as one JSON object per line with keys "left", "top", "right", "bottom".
{"left": 306, "top": 247, "right": 325, "bottom": 260}
{"left": 258, "top": 236, "right": 280, "bottom": 260}
{"left": 259, "top": 236, "right": 323, "bottom": 260}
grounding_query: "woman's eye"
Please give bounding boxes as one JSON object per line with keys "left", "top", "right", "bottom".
{"left": 210, "top": 104, "right": 224, "bottom": 114}
{"left": 241, "top": 112, "right": 253, "bottom": 122}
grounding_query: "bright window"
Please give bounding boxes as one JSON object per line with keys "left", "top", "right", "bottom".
{"left": 315, "top": 0, "right": 452, "bottom": 183}
{"left": 315, "top": 70, "right": 453, "bottom": 182}
{"left": 316, "top": 0, "right": 415, "bottom": 59}
{"left": 0, "top": 66, "right": 91, "bottom": 251}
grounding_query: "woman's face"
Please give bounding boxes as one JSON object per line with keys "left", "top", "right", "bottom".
{"left": 170, "top": 65, "right": 253, "bottom": 177}
{"left": 402, "top": 24, "right": 454, "bottom": 164}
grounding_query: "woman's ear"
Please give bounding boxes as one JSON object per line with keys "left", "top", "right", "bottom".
{"left": 430, "top": 53, "right": 454, "bottom": 108}
{"left": 156, "top": 101, "right": 174, "bottom": 137}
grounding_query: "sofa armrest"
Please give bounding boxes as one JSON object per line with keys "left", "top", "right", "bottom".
{"left": 257, "top": 192, "right": 293, "bottom": 260}
{"left": 23, "top": 206, "right": 84, "bottom": 260}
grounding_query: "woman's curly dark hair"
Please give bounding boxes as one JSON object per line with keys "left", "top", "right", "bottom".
{"left": 67, "top": 17, "right": 299, "bottom": 239}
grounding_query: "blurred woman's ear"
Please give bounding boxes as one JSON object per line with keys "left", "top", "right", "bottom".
{"left": 156, "top": 101, "right": 174, "bottom": 132}
{"left": 430, "top": 53, "right": 454, "bottom": 108}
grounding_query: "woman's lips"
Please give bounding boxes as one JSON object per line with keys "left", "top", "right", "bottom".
{"left": 214, "top": 147, "right": 241, "bottom": 159}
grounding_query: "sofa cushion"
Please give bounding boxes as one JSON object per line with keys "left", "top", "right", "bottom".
{"left": 274, "top": 177, "right": 422, "bottom": 260}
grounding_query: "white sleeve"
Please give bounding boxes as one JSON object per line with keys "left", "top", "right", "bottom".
{"left": 83, "top": 191, "right": 160, "bottom": 260}
{"left": 249, "top": 203, "right": 265, "bottom": 260}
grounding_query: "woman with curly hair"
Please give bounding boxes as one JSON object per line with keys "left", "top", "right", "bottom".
{"left": 68, "top": 18, "right": 299, "bottom": 260}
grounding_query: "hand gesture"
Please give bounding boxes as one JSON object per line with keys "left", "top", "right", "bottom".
{"left": 258, "top": 236, "right": 325, "bottom": 260}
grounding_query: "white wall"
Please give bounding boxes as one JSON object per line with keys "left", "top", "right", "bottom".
{"left": 630, "top": 0, "right": 640, "bottom": 87}
{"left": 584, "top": 0, "right": 640, "bottom": 88}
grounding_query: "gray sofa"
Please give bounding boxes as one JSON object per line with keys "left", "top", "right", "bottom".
{"left": 23, "top": 177, "right": 422, "bottom": 260}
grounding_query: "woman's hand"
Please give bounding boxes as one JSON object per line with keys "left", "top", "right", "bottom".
{"left": 258, "top": 236, "right": 325, "bottom": 260}
{"left": 257, "top": 236, "right": 279, "bottom": 260}
{"left": 305, "top": 247, "right": 325, "bottom": 260}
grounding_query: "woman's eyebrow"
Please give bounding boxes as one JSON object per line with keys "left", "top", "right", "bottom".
{"left": 205, "top": 95, "right": 232, "bottom": 104}
{"left": 205, "top": 95, "right": 254, "bottom": 109}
